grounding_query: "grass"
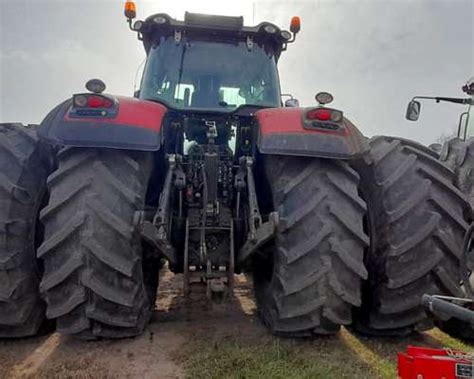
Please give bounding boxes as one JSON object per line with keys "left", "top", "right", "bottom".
{"left": 176, "top": 327, "right": 474, "bottom": 379}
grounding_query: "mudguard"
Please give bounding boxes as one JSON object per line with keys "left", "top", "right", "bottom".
{"left": 39, "top": 96, "right": 167, "bottom": 151}
{"left": 256, "top": 107, "right": 368, "bottom": 159}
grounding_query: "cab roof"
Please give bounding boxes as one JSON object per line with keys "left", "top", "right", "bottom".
{"left": 133, "top": 12, "right": 292, "bottom": 60}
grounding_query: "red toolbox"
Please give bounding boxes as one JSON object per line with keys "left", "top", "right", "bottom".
{"left": 398, "top": 346, "right": 474, "bottom": 379}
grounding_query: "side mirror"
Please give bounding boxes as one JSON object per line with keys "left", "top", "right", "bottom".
{"left": 285, "top": 98, "right": 300, "bottom": 107}
{"left": 134, "top": 90, "right": 140, "bottom": 98}
{"left": 406, "top": 100, "right": 421, "bottom": 121}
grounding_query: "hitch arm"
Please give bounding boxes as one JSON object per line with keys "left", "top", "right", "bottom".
{"left": 422, "top": 294, "right": 474, "bottom": 325}
{"left": 140, "top": 221, "right": 177, "bottom": 266}
{"left": 138, "top": 154, "right": 182, "bottom": 266}
{"left": 236, "top": 157, "right": 277, "bottom": 266}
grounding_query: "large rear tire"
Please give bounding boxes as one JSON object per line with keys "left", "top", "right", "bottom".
{"left": 38, "top": 148, "right": 156, "bottom": 339}
{"left": 0, "top": 123, "right": 51, "bottom": 338}
{"left": 353, "top": 136, "right": 470, "bottom": 336}
{"left": 440, "top": 137, "right": 474, "bottom": 208}
{"left": 436, "top": 137, "right": 474, "bottom": 340}
{"left": 253, "top": 156, "right": 369, "bottom": 337}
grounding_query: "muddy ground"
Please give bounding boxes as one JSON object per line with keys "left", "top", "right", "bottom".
{"left": 0, "top": 269, "right": 472, "bottom": 379}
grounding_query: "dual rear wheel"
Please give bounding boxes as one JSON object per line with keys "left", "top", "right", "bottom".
{"left": 435, "top": 137, "right": 474, "bottom": 340}
{"left": 253, "top": 155, "right": 369, "bottom": 336}
{"left": 0, "top": 123, "right": 50, "bottom": 337}
{"left": 0, "top": 134, "right": 159, "bottom": 339}
{"left": 254, "top": 137, "right": 472, "bottom": 339}
{"left": 38, "top": 148, "right": 159, "bottom": 339}
{"left": 352, "top": 137, "right": 471, "bottom": 336}
{"left": 1, "top": 130, "right": 472, "bottom": 339}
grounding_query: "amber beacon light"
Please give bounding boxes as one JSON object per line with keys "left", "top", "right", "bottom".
{"left": 124, "top": 1, "right": 137, "bottom": 20}
{"left": 290, "top": 16, "right": 301, "bottom": 34}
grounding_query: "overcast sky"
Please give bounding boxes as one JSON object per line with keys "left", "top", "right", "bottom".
{"left": 1, "top": 0, "right": 472, "bottom": 145}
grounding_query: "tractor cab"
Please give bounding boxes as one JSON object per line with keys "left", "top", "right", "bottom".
{"left": 128, "top": 10, "right": 300, "bottom": 115}
{"left": 406, "top": 77, "right": 474, "bottom": 140}
{"left": 139, "top": 36, "right": 281, "bottom": 112}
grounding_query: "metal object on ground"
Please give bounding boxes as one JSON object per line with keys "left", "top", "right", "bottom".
{"left": 398, "top": 346, "right": 474, "bottom": 379}
{"left": 422, "top": 294, "right": 474, "bottom": 324}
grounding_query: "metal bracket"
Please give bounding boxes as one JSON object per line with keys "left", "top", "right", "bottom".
{"left": 421, "top": 294, "right": 474, "bottom": 324}
{"left": 183, "top": 220, "right": 235, "bottom": 299}
{"left": 237, "top": 212, "right": 278, "bottom": 265}
{"left": 140, "top": 221, "right": 177, "bottom": 266}
{"left": 136, "top": 154, "right": 180, "bottom": 266}
{"left": 246, "top": 35, "right": 254, "bottom": 51}
{"left": 183, "top": 219, "right": 190, "bottom": 297}
{"left": 174, "top": 30, "right": 182, "bottom": 44}
{"left": 228, "top": 220, "right": 235, "bottom": 294}
{"left": 243, "top": 156, "right": 262, "bottom": 241}
{"left": 233, "top": 156, "right": 276, "bottom": 266}
{"left": 153, "top": 155, "right": 177, "bottom": 236}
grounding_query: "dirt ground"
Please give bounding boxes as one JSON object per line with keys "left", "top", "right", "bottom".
{"left": 0, "top": 269, "right": 472, "bottom": 379}
{"left": 0, "top": 269, "right": 258, "bottom": 379}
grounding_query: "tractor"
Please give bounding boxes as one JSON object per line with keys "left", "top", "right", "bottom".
{"left": 0, "top": 3, "right": 471, "bottom": 340}
{"left": 404, "top": 79, "right": 474, "bottom": 339}
{"left": 406, "top": 78, "right": 474, "bottom": 206}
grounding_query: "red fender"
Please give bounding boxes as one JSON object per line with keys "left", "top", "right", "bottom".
{"left": 256, "top": 107, "right": 368, "bottom": 159}
{"left": 39, "top": 95, "right": 167, "bottom": 151}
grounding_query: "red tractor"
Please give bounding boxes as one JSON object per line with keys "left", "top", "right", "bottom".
{"left": 0, "top": 4, "right": 471, "bottom": 340}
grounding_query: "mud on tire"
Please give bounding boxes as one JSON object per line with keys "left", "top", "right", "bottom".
{"left": 0, "top": 123, "right": 51, "bottom": 338}
{"left": 353, "top": 136, "right": 471, "bottom": 336}
{"left": 253, "top": 156, "right": 369, "bottom": 337}
{"left": 39, "top": 148, "right": 156, "bottom": 338}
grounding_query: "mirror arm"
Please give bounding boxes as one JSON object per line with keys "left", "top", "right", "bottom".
{"left": 435, "top": 97, "right": 472, "bottom": 105}
{"left": 413, "top": 96, "right": 472, "bottom": 105}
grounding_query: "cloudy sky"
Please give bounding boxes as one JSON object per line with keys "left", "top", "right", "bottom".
{"left": 1, "top": 0, "right": 472, "bottom": 145}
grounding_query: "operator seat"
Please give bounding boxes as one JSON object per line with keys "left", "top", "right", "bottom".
{"left": 191, "top": 76, "right": 221, "bottom": 108}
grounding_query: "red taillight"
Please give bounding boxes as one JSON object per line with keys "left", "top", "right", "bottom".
{"left": 87, "top": 95, "right": 113, "bottom": 108}
{"left": 306, "top": 108, "right": 343, "bottom": 123}
{"left": 73, "top": 94, "right": 114, "bottom": 108}
{"left": 307, "top": 108, "right": 332, "bottom": 121}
